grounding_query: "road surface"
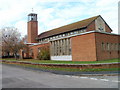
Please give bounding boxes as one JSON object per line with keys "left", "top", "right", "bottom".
{"left": 2, "top": 64, "right": 119, "bottom": 88}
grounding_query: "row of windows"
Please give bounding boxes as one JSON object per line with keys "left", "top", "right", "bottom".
{"left": 101, "top": 42, "right": 120, "bottom": 51}
{"left": 51, "top": 38, "right": 71, "bottom": 56}
{"left": 39, "top": 29, "right": 86, "bottom": 43}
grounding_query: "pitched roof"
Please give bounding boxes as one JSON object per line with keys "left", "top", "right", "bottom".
{"left": 38, "top": 15, "right": 100, "bottom": 39}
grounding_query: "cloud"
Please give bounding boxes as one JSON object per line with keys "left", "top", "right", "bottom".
{"left": 15, "top": 20, "right": 27, "bottom": 37}
{"left": 0, "top": 0, "right": 118, "bottom": 37}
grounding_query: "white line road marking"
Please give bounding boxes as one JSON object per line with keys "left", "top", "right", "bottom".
{"left": 65, "top": 75, "right": 71, "bottom": 77}
{"left": 80, "top": 77, "right": 88, "bottom": 79}
{"left": 100, "top": 79, "right": 109, "bottom": 82}
{"left": 112, "top": 80, "right": 120, "bottom": 83}
{"left": 64, "top": 75, "right": 119, "bottom": 83}
{"left": 71, "top": 76, "right": 79, "bottom": 78}
{"left": 89, "top": 78, "right": 98, "bottom": 80}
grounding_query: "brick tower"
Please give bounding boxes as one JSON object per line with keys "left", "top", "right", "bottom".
{"left": 27, "top": 13, "right": 38, "bottom": 43}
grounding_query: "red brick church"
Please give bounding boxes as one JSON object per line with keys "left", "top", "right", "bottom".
{"left": 21, "top": 13, "right": 120, "bottom": 61}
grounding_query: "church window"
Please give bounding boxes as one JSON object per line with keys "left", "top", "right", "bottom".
{"left": 101, "top": 42, "right": 105, "bottom": 50}
{"left": 65, "top": 33, "right": 68, "bottom": 36}
{"left": 59, "top": 35, "right": 62, "bottom": 37}
{"left": 78, "top": 30, "right": 81, "bottom": 33}
{"left": 119, "top": 43, "right": 120, "bottom": 51}
{"left": 115, "top": 43, "right": 118, "bottom": 51}
{"left": 83, "top": 29, "right": 86, "bottom": 32}
{"left": 111, "top": 43, "right": 113, "bottom": 50}
{"left": 69, "top": 47, "right": 71, "bottom": 55}
{"left": 68, "top": 33, "right": 70, "bottom": 35}
{"left": 107, "top": 43, "right": 110, "bottom": 51}
{"left": 98, "top": 24, "right": 104, "bottom": 31}
{"left": 113, "top": 43, "right": 115, "bottom": 50}
{"left": 74, "top": 31, "right": 77, "bottom": 34}
{"left": 77, "top": 31, "right": 79, "bottom": 33}
{"left": 63, "top": 34, "right": 65, "bottom": 37}
{"left": 56, "top": 36, "right": 58, "bottom": 38}
{"left": 70, "top": 32, "right": 73, "bottom": 35}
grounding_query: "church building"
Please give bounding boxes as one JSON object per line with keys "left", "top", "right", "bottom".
{"left": 24, "top": 13, "right": 120, "bottom": 61}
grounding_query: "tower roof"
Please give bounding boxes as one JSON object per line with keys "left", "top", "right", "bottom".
{"left": 28, "top": 13, "right": 37, "bottom": 16}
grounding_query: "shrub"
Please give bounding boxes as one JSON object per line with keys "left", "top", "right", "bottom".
{"left": 37, "top": 46, "right": 50, "bottom": 60}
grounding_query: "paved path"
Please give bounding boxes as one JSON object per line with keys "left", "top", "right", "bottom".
{"left": 2, "top": 64, "right": 119, "bottom": 88}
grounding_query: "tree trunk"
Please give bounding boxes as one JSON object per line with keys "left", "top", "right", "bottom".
{"left": 7, "top": 52, "right": 10, "bottom": 58}
{"left": 14, "top": 53, "right": 17, "bottom": 60}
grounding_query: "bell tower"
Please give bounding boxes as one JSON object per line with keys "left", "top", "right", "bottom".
{"left": 27, "top": 13, "right": 38, "bottom": 43}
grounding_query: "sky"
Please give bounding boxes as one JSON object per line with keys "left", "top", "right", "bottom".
{"left": 0, "top": 0, "right": 119, "bottom": 37}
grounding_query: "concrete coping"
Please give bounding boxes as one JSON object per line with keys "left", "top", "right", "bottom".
{"left": 28, "top": 30, "right": 120, "bottom": 46}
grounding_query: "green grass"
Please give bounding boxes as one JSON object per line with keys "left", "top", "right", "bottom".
{"left": 1, "top": 58, "right": 120, "bottom": 64}
{"left": 2, "top": 62, "right": 119, "bottom": 72}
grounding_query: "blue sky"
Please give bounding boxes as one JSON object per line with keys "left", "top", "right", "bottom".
{"left": 0, "top": 0, "right": 119, "bottom": 37}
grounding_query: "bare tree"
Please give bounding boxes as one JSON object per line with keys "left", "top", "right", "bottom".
{"left": 22, "top": 35, "right": 27, "bottom": 43}
{"left": 1, "top": 27, "right": 24, "bottom": 59}
{"left": 20, "top": 35, "right": 30, "bottom": 59}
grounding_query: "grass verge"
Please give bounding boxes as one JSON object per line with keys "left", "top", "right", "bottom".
{"left": 1, "top": 58, "right": 120, "bottom": 64}
{"left": 2, "top": 62, "right": 119, "bottom": 72}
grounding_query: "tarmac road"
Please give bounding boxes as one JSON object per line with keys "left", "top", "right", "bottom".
{"left": 1, "top": 64, "right": 119, "bottom": 88}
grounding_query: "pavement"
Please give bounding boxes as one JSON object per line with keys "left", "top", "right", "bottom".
{"left": 1, "top": 64, "right": 119, "bottom": 88}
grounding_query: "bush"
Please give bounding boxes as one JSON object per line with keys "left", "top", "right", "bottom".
{"left": 37, "top": 46, "right": 50, "bottom": 60}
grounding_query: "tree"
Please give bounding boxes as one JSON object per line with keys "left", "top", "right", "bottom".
{"left": 1, "top": 27, "right": 24, "bottom": 59}
{"left": 20, "top": 35, "right": 30, "bottom": 59}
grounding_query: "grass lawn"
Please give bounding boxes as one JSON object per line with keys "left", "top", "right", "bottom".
{"left": 1, "top": 58, "right": 120, "bottom": 64}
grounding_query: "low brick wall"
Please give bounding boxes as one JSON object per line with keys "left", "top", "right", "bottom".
{"left": 2, "top": 60, "right": 119, "bottom": 69}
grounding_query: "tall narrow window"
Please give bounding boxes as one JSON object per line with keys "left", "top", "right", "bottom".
{"left": 119, "top": 43, "right": 120, "bottom": 51}
{"left": 69, "top": 38, "right": 71, "bottom": 55}
{"left": 101, "top": 42, "right": 105, "bottom": 50}
{"left": 107, "top": 43, "right": 110, "bottom": 51}
{"left": 111, "top": 43, "right": 113, "bottom": 51}
{"left": 115, "top": 43, "right": 118, "bottom": 51}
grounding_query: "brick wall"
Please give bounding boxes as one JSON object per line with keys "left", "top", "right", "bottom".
{"left": 29, "top": 43, "right": 49, "bottom": 59}
{"left": 105, "top": 24, "right": 112, "bottom": 33}
{"left": 119, "top": 36, "right": 120, "bottom": 59}
{"left": 71, "top": 32, "right": 119, "bottom": 61}
{"left": 86, "top": 21, "right": 95, "bottom": 31}
{"left": 71, "top": 33, "right": 97, "bottom": 61}
{"left": 27, "top": 21, "right": 38, "bottom": 43}
{"left": 95, "top": 33, "right": 119, "bottom": 60}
